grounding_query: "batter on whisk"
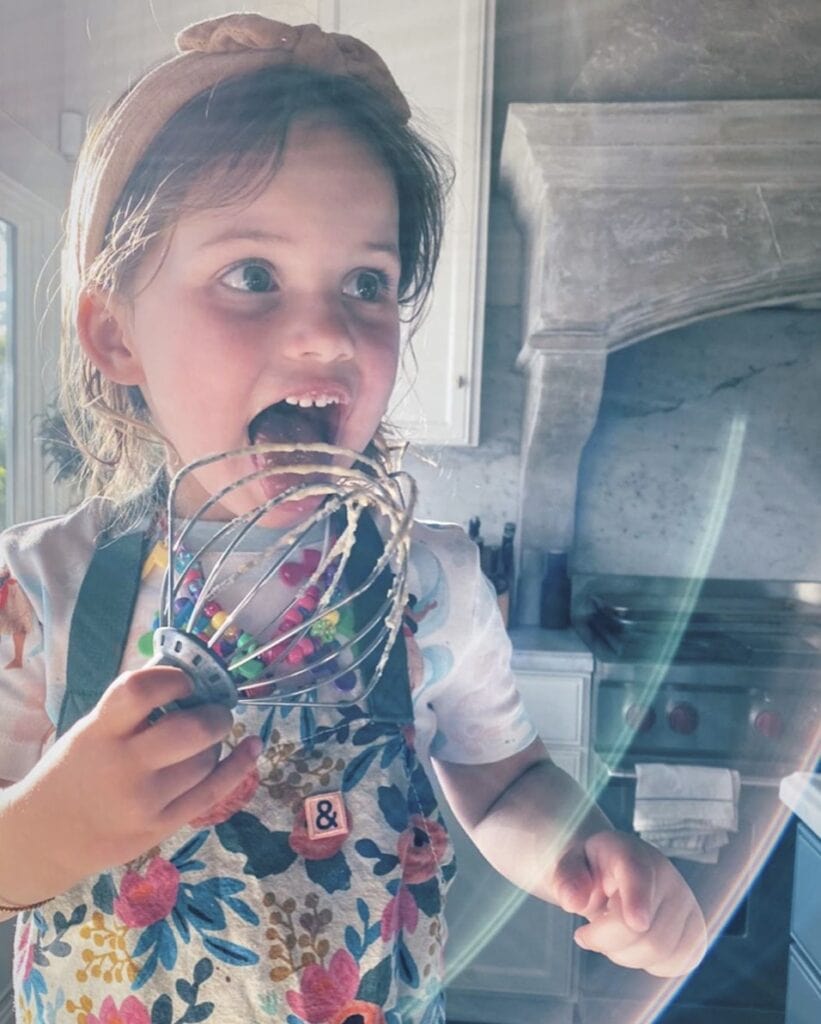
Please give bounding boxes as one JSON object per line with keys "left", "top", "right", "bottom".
{"left": 0, "top": 12, "right": 706, "bottom": 1023}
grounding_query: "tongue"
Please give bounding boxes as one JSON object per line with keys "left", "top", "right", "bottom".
{"left": 250, "top": 403, "right": 332, "bottom": 447}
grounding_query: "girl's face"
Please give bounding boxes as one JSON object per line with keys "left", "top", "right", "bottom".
{"left": 84, "top": 121, "right": 401, "bottom": 521}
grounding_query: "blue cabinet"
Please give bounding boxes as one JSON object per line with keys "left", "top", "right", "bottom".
{"left": 786, "top": 823, "right": 821, "bottom": 1024}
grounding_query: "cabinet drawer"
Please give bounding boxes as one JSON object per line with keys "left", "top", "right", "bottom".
{"left": 514, "top": 670, "right": 585, "bottom": 745}
{"left": 792, "top": 824, "right": 821, "bottom": 969}
{"left": 786, "top": 944, "right": 821, "bottom": 1024}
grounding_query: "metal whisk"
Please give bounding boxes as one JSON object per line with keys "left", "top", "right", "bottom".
{"left": 147, "top": 442, "right": 415, "bottom": 709}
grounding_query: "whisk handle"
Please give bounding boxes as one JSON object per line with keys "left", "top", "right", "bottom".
{"left": 147, "top": 627, "right": 239, "bottom": 711}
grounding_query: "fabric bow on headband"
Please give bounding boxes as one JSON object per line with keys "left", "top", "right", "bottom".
{"left": 176, "top": 14, "right": 409, "bottom": 121}
{"left": 69, "top": 12, "right": 410, "bottom": 278}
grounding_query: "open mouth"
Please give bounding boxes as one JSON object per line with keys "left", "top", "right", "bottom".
{"left": 248, "top": 396, "right": 343, "bottom": 449}
{"left": 246, "top": 398, "right": 345, "bottom": 504}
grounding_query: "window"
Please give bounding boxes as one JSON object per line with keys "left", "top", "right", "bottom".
{"left": 0, "top": 219, "right": 11, "bottom": 527}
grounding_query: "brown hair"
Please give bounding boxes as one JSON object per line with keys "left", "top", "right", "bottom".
{"left": 58, "top": 65, "right": 452, "bottom": 502}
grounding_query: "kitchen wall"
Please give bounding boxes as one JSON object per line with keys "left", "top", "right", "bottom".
{"left": 0, "top": 1, "right": 64, "bottom": 153}
{"left": 574, "top": 308, "right": 821, "bottom": 579}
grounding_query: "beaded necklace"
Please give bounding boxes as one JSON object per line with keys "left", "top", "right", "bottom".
{"left": 137, "top": 518, "right": 359, "bottom": 698}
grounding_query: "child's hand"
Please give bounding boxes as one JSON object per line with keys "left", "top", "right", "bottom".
{"left": 552, "top": 830, "right": 707, "bottom": 977}
{"left": 3, "top": 668, "right": 261, "bottom": 901}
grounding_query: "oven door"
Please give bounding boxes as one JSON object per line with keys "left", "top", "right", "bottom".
{"left": 580, "top": 766, "right": 796, "bottom": 1023}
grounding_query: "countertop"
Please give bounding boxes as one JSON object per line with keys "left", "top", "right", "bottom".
{"left": 780, "top": 771, "right": 821, "bottom": 838}
{"left": 509, "top": 625, "right": 594, "bottom": 673}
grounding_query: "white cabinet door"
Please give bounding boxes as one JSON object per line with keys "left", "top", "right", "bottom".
{"left": 515, "top": 671, "right": 586, "bottom": 746}
{"left": 332, "top": 0, "right": 494, "bottom": 445}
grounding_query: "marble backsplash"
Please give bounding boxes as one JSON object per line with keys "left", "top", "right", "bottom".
{"left": 574, "top": 307, "right": 821, "bottom": 580}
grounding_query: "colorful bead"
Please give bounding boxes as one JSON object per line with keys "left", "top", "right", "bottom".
{"left": 258, "top": 641, "right": 285, "bottom": 665}
{"left": 335, "top": 671, "right": 357, "bottom": 692}
{"left": 137, "top": 631, "right": 155, "bottom": 657}
{"left": 320, "top": 558, "right": 342, "bottom": 586}
{"left": 174, "top": 551, "right": 193, "bottom": 573}
{"left": 143, "top": 525, "right": 348, "bottom": 699}
{"left": 173, "top": 597, "right": 194, "bottom": 627}
{"left": 297, "top": 635, "right": 317, "bottom": 658}
{"left": 231, "top": 657, "right": 266, "bottom": 681}
{"left": 280, "top": 561, "right": 305, "bottom": 586}
{"left": 337, "top": 604, "right": 355, "bottom": 635}
{"left": 212, "top": 639, "right": 236, "bottom": 659}
{"left": 284, "top": 607, "right": 306, "bottom": 629}
{"left": 309, "top": 619, "right": 335, "bottom": 643}
{"left": 297, "top": 586, "right": 320, "bottom": 614}
{"left": 181, "top": 567, "right": 203, "bottom": 588}
{"left": 302, "top": 548, "right": 321, "bottom": 573}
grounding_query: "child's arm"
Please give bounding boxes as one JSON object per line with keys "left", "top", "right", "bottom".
{"left": 0, "top": 667, "right": 260, "bottom": 918}
{"left": 433, "top": 738, "right": 707, "bottom": 978}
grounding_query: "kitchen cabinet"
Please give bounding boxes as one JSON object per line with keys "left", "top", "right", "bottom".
{"left": 780, "top": 774, "right": 821, "bottom": 1024}
{"left": 443, "top": 629, "right": 593, "bottom": 1024}
{"left": 331, "top": 0, "right": 493, "bottom": 445}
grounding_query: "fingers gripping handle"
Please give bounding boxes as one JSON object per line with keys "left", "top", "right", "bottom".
{"left": 147, "top": 627, "right": 240, "bottom": 713}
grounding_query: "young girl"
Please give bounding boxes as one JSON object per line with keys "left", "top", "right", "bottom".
{"left": 0, "top": 13, "right": 706, "bottom": 1023}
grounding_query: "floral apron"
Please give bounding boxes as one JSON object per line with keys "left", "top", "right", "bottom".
{"left": 14, "top": 515, "right": 456, "bottom": 1024}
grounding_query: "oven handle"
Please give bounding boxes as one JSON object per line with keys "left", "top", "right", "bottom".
{"left": 605, "top": 766, "right": 782, "bottom": 789}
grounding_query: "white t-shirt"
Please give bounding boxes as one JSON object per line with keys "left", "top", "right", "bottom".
{"left": 0, "top": 498, "right": 536, "bottom": 781}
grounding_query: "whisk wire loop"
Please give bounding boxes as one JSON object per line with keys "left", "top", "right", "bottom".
{"left": 151, "top": 442, "right": 416, "bottom": 708}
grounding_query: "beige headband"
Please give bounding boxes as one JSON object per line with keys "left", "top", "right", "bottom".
{"left": 70, "top": 12, "right": 411, "bottom": 277}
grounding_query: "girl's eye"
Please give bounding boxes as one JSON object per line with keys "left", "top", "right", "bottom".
{"left": 221, "top": 261, "right": 276, "bottom": 293}
{"left": 342, "top": 269, "right": 391, "bottom": 303}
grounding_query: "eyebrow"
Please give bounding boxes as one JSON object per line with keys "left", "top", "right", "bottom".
{"left": 198, "top": 228, "right": 400, "bottom": 259}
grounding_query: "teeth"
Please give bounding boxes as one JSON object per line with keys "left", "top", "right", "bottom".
{"left": 283, "top": 394, "right": 340, "bottom": 408}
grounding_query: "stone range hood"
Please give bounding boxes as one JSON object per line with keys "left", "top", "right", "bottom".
{"left": 500, "top": 99, "right": 821, "bottom": 624}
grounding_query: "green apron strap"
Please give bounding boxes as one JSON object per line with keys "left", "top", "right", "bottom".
{"left": 340, "top": 509, "right": 413, "bottom": 724}
{"left": 57, "top": 531, "right": 147, "bottom": 738}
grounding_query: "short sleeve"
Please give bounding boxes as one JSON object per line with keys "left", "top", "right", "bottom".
{"left": 0, "top": 503, "right": 109, "bottom": 780}
{"left": 407, "top": 523, "right": 537, "bottom": 765}
{"left": 0, "top": 534, "right": 51, "bottom": 781}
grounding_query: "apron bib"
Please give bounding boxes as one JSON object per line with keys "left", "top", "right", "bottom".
{"left": 14, "top": 516, "right": 456, "bottom": 1024}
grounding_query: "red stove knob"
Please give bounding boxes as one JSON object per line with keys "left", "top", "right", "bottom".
{"left": 668, "top": 701, "right": 699, "bottom": 735}
{"left": 625, "top": 703, "right": 656, "bottom": 733}
{"left": 754, "top": 709, "right": 784, "bottom": 739}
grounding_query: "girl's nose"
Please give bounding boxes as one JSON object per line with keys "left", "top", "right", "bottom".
{"left": 279, "top": 295, "right": 355, "bottom": 363}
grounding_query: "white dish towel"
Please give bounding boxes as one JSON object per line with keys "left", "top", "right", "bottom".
{"left": 633, "top": 763, "right": 741, "bottom": 863}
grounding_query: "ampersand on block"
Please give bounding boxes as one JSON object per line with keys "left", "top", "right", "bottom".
{"left": 304, "top": 791, "right": 349, "bottom": 841}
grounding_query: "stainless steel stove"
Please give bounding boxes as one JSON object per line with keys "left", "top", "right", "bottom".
{"left": 572, "top": 575, "right": 821, "bottom": 1024}
{"left": 576, "top": 575, "right": 821, "bottom": 778}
